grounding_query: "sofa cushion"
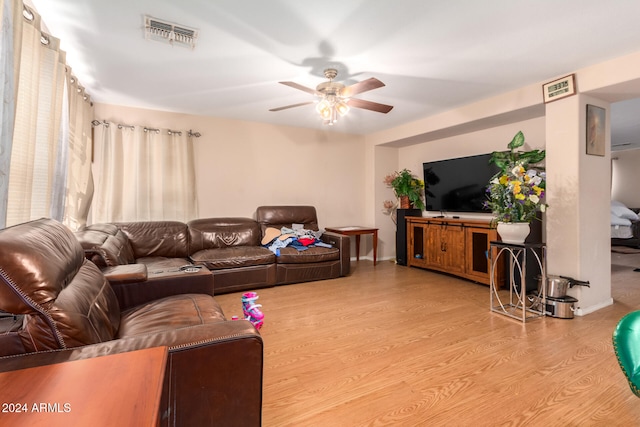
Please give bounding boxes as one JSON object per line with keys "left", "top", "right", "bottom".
{"left": 118, "top": 294, "right": 226, "bottom": 338}
{"left": 115, "top": 221, "right": 190, "bottom": 259}
{"left": 188, "top": 217, "right": 262, "bottom": 251}
{"left": 77, "top": 226, "right": 136, "bottom": 266}
{"left": 135, "top": 256, "right": 192, "bottom": 271}
{"left": 276, "top": 246, "right": 340, "bottom": 264}
{"left": 0, "top": 218, "right": 121, "bottom": 354}
{"left": 190, "top": 247, "right": 275, "bottom": 270}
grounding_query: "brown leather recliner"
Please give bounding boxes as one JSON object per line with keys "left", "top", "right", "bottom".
{"left": 0, "top": 218, "right": 263, "bottom": 426}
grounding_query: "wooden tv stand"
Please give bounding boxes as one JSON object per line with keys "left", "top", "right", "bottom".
{"left": 406, "top": 217, "right": 501, "bottom": 285}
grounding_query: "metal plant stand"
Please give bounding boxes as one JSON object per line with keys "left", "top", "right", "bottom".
{"left": 490, "top": 241, "right": 546, "bottom": 323}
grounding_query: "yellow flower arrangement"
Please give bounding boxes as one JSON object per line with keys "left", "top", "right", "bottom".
{"left": 484, "top": 132, "right": 548, "bottom": 223}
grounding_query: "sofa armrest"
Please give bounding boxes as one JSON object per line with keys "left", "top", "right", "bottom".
{"left": 321, "top": 231, "right": 351, "bottom": 276}
{"left": 0, "top": 320, "right": 263, "bottom": 427}
{"left": 75, "top": 226, "right": 136, "bottom": 267}
{"left": 110, "top": 268, "right": 215, "bottom": 310}
{"left": 103, "top": 264, "right": 148, "bottom": 284}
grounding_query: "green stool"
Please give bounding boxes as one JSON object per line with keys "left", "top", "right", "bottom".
{"left": 613, "top": 310, "right": 640, "bottom": 397}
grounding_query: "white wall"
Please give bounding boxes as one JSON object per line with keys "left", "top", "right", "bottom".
{"left": 397, "top": 117, "right": 546, "bottom": 213}
{"left": 373, "top": 144, "right": 399, "bottom": 261}
{"left": 612, "top": 149, "right": 640, "bottom": 207}
{"left": 93, "top": 104, "right": 369, "bottom": 258}
{"left": 545, "top": 94, "right": 612, "bottom": 315}
{"left": 370, "top": 118, "right": 546, "bottom": 262}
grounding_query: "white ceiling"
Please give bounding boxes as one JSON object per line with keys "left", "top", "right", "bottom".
{"left": 28, "top": 0, "right": 640, "bottom": 145}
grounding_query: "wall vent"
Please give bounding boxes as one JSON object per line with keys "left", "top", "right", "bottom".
{"left": 144, "top": 16, "right": 198, "bottom": 48}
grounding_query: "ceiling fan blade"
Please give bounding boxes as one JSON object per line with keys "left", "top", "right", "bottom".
{"left": 347, "top": 98, "right": 393, "bottom": 114}
{"left": 341, "top": 77, "right": 385, "bottom": 97}
{"left": 279, "top": 81, "right": 319, "bottom": 95}
{"left": 269, "top": 101, "right": 314, "bottom": 112}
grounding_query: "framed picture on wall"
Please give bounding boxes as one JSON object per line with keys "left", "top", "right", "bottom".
{"left": 542, "top": 74, "right": 576, "bottom": 103}
{"left": 586, "top": 104, "right": 605, "bottom": 156}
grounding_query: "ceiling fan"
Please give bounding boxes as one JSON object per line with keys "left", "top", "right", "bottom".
{"left": 269, "top": 68, "right": 393, "bottom": 125}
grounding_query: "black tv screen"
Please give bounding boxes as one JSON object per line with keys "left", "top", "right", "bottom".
{"left": 423, "top": 153, "right": 500, "bottom": 213}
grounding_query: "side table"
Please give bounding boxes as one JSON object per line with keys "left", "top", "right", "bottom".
{"left": 325, "top": 226, "right": 378, "bottom": 266}
{"left": 489, "top": 241, "right": 546, "bottom": 323}
{"left": 0, "top": 346, "right": 167, "bottom": 426}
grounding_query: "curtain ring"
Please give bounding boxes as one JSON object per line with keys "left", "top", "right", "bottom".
{"left": 22, "top": 6, "right": 34, "bottom": 21}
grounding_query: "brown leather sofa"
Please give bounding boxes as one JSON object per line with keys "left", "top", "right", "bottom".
{"left": 76, "top": 206, "right": 351, "bottom": 294}
{"left": 0, "top": 218, "right": 263, "bottom": 426}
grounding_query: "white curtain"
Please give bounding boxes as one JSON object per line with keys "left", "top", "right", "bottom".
{"left": 7, "top": 7, "right": 65, "bottom": 225}
{"left": 1, "top": 2, "right": 94, "bottom": 229}
{"left": 63, "top": 73, "right": 94, "bottom": 230}
{"left": 92, "top": 124, "right": 198, "bottom": 223}
{"left": 0, "top": 0, "right": 22, "bottom": 228}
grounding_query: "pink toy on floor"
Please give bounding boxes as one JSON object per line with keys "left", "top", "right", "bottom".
{"left": 242, "top": 292, "right": 264, "bottom": 329}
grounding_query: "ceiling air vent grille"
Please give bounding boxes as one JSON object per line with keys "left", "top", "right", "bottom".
{"left": 144, "top": 16, "right": 198, "bottom": 48}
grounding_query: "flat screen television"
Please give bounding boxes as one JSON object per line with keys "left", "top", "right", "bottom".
{"left": 423, "top": 153, "right": 500, "bottom": 213}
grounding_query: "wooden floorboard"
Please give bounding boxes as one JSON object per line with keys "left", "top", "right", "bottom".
{"left": 215, "top": 253, "right": 640, "bottom": 426}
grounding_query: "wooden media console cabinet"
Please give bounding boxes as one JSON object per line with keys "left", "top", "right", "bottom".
{"left": 406, "top": 217, "right": 502, "bottom": 285}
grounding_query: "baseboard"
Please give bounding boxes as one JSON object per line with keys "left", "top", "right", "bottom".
{"left": 349, "top": 256, "right": 395, "bottom": 262}
{"left": 575, "top": 298, "right": 614, "bottom": 316}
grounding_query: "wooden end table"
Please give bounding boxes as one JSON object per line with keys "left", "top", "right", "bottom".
{"left": 0, "top": 346, "right": 167, "bottom": 426}
{"left": 325, "top": 226, "right": 378, "bottom": 266}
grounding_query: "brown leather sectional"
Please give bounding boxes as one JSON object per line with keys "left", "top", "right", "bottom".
{"left": 76, "top": 206, "right": 351, "bottom": 295}
{"left": 0, "top": 218, "right": 263, "bottom": 426}
{"left": 0, "top": 207, "right": 350, "bottom": 425}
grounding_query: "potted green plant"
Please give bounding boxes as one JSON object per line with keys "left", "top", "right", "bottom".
{"left": 383, "top": 169, "right": 425, "bottom": 210}
{"left": 484, "top": 131, "right": 548, "bottom": 243}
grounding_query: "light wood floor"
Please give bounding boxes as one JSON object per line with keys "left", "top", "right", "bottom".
{"left": 215, "top": 253, "right": 640, "bottom": 426}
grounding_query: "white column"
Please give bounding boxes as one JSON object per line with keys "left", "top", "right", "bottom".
{"left": 545, "top": 94, "right": 612, "bottom": 315}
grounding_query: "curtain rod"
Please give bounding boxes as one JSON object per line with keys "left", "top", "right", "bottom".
{"left": 91, "top": 120, "right": 201, "bottom": 137}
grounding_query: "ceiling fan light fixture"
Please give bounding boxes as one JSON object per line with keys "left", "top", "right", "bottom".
{"left": 336, "top": 101, "right": 350, "bottom": 116}
{"left": 316, "top": 97, "right": 348, "bottom": 124}
{"left": 271, "top": 68, "right": 392, "bottom": 125}
{"left": 316, "top": 99, "right": 332, "bottom": 119}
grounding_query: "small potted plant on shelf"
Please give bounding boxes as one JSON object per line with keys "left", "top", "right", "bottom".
{"left": 484, "top": 131, "right": 548, "bottom": 244}
{"left": 383, "top": 168, "right": 425, "bottom": 211}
